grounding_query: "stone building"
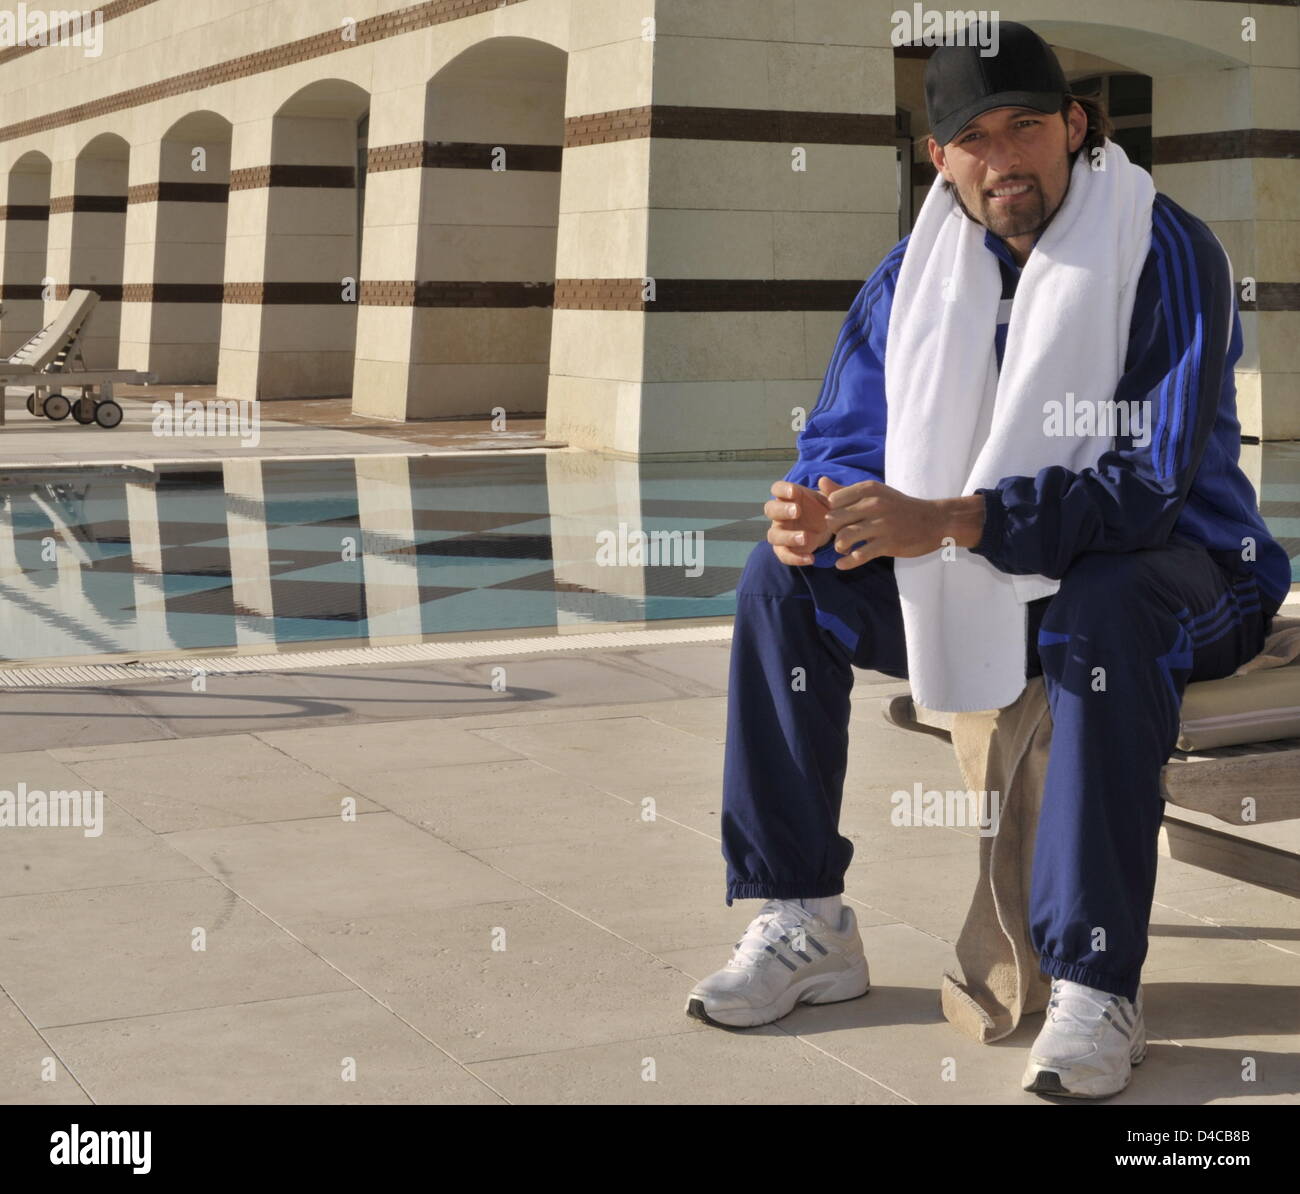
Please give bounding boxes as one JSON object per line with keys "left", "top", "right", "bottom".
{"left": 0, "top": 0, "right": 1295, "bottom": 460}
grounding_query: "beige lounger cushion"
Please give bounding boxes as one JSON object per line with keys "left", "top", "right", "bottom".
{"left": 1177, "top": 666, "right": 1300, "bottom": 749}
{"left": 1177, "top": 613, "right": 1300, "bottom": 749}
{"left": 909, "top": 614, "right": 1300, "bottom": 749}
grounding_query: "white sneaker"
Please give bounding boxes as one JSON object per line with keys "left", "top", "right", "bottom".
{"left": 685, "top": 898, "right": 870, "bottom": 1028}
{"left": 1022, "top": 978, "right": 1146, "bottom": 1098}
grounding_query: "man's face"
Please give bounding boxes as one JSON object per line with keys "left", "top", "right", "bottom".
{"left": 931, "top": 104, "right": 1087, "bottom": 242}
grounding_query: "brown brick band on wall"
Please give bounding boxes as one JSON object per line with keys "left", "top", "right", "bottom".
{"left": 228, "top": 165, "right": 356, "bottom": 191}
{"left": 0, "top": 205, "right": 50, "bottom": 220}
{"left": 48, "top": 195, "right": 129, "bottom": 214}
{"left": 121, "top": 278, "right": 1300, "bottom": 313}
{"left": 121, "top": 283, "right": 226, "bottom": 302}
{"left": 54, "top": 284, "right": 124, "bottom": 301}
{"left": 360, "top": 281, "right": 555, "bottom": 307}
{"left": 0, "top": 284, "right": 47, "bottom": 300}
{"left": 564, "top": 109, "right": 652, "bottom": 146}
{"left": 428, "top": 142, "right": 563, "bottom": 170}
{"left": 564, "top": 106, "right": 896, "bottom": 148}
{"left": 0, "top": 0, "right": 159, "bottom": 67}
{"left": 0, "top": 0, "right": 530, "bottom": 145}
{"left": 364, "top": 144, "right": 427, "bottom": 173}
{"left": 127, "top": 182, "right": 231, "bottom": 204}
{"left": 224, "top": 282, "right": 366, "bottom": 305}
{"left": 223, "top": 283, "right": 264, "bottom": 304}
{"left": 83, "top": 272, "right": 1245, "bottom": 312}
{"left": 1239, "top": 283, "right": 1300, "bottom": 313}
{"left": 221, "top": 280, "right": 556, "bottom": 307}
{"left": 366, "top": 142, "right": 564, "bottom": 173}
{"left": 553, "top": 278, "right": 865, "bottom": 312}
{"left": 1152, "top": 130, "right": 1300, "bottom": 164}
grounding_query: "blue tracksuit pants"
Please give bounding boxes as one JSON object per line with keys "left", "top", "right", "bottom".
{"left": 721, "top": 535, "right": 1275, "bottom": 1001}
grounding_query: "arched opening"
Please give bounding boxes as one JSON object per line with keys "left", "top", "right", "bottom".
{"left": 1068, "top": 72, "right": 1152, "bottom": 172}
{"left": 405, "top": 37, "right": 567, "bottom": 419}
{"left": 0, "top": 151, "right": 52, "bottom": 357}
{"left": 129, "top": 110, "right": 233, "bottom": 382}
{"left": 257, "top": 79, "right": 370, "bottom": 398}
{"left": 65, "top": 132, "right": 130, "bottom": 368}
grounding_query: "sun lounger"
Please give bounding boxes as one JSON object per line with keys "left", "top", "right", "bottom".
{"left": 883, "top": 610, "right": 1300, "bottom": 895}
{"left": 0, "top": 288, "right": 155, "bottom": 428}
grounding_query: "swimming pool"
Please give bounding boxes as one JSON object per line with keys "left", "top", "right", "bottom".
{"left": 0, "top": 453, "right": 770, "bottom": 664}
{"left": 1, "top": 447, "right": 1296, "bottom": 666}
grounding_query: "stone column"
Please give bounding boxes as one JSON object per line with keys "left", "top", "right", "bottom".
{"left": 349, "top": 84, "right": 423, "bottom": 419}
{"left": 351, "top": 42, "right": 566, "bottom": 421}
{"left": 121, "top": 130, "right": 232, "bottom": 381}
{"left": 217, "top": 91, "right": 368, "bottom": 401}
{"left": 51, "top": 143, "right": 130, "bottom": 369}
{"left": 546, "top": 2, "right": 897, "bottom": 460}
{"left": 1153, "top": 51, "right": 1300, "bottom": 440}
{"left": 0, "top": 160, "right": 52, "bottom": 357}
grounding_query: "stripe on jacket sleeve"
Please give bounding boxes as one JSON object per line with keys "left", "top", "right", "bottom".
{"left": 1149, "top": 204, "right": 1207, "bottom": 484}
{"left": 809, "top": 240, "right": 907, "bottom": 421}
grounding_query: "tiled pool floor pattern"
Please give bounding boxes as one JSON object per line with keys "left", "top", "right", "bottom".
{"left": 0, "top": 456, "right": 767, "bottom": 662}
{"left": 0, "top": 448, "right": 1297, "bottom": 665}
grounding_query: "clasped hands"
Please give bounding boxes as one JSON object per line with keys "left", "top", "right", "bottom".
{"left": 764, "top": 475, "right": 986, "bottom": 570}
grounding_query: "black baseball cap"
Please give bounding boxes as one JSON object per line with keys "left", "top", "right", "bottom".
{"left": 924, "top": 20, "right": 1068, "bottom": 147}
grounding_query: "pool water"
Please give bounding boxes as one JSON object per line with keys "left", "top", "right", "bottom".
{"left": 0, "top": 447, "right": 1296, "bottom": 666}
{"left": 0, "top": 454, "right": 769, "bottom": 664}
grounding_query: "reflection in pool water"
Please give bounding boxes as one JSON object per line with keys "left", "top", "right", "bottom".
{"left": 0, "top": 454, "right": 772, "bottom": 664}
{"left": 0, "top": 445, "right": 1296, "bottom": 666}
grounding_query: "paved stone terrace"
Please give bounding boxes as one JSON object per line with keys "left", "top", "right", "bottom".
{"left": 0, "top": 639, "right": 1295, "bottom": 1105}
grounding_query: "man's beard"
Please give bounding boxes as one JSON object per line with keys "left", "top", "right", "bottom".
{"left": 953, "top": 178, "right": 1059, "bottom": 241}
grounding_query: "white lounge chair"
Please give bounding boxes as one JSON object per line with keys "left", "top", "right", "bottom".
{"left": 0, "top": 288, "right": 155, "bottom": 428}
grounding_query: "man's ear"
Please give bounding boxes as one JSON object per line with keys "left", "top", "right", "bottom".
{"left": 928, "top": 135, "right": 949, "bottom": 182}
{"left": 1068, "top": 101, "right": 1088, "bottom": 153}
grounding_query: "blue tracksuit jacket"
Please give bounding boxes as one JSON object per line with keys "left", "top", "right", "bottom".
{"left": 783, "top": 192, "right": 1291, "bottom": 618}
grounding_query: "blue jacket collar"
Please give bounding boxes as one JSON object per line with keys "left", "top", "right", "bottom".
{"left": 984, "top": 226, "right": 1023, "bottom": 272}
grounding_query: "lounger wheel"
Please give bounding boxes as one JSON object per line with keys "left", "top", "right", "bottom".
{"left": 44, "top": 393, "right": 70, "bottom": 420}
{"left": 72, "top": 397, "right": 96, "bottom": 425}
{"left": 25, "top": 393, "right": 34, "bottom": 415}
{"left": 94, "top": 400, "right": 123, "bottom": 428}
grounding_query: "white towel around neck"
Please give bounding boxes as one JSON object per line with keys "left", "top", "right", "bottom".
{"left": 882, "top": 137, "right": 1155, "bottom": 712}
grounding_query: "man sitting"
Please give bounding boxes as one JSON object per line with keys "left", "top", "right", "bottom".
{"left": 685, "top": 22, "right": 1289, "bottom": 1100}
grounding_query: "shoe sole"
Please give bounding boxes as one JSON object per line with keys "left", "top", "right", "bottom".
{"left": 1022, "top": 1034, "right": 1147, "bottom": 1099}
{"left": 684, "top": 958, "right": 870, "bottom": 1029}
